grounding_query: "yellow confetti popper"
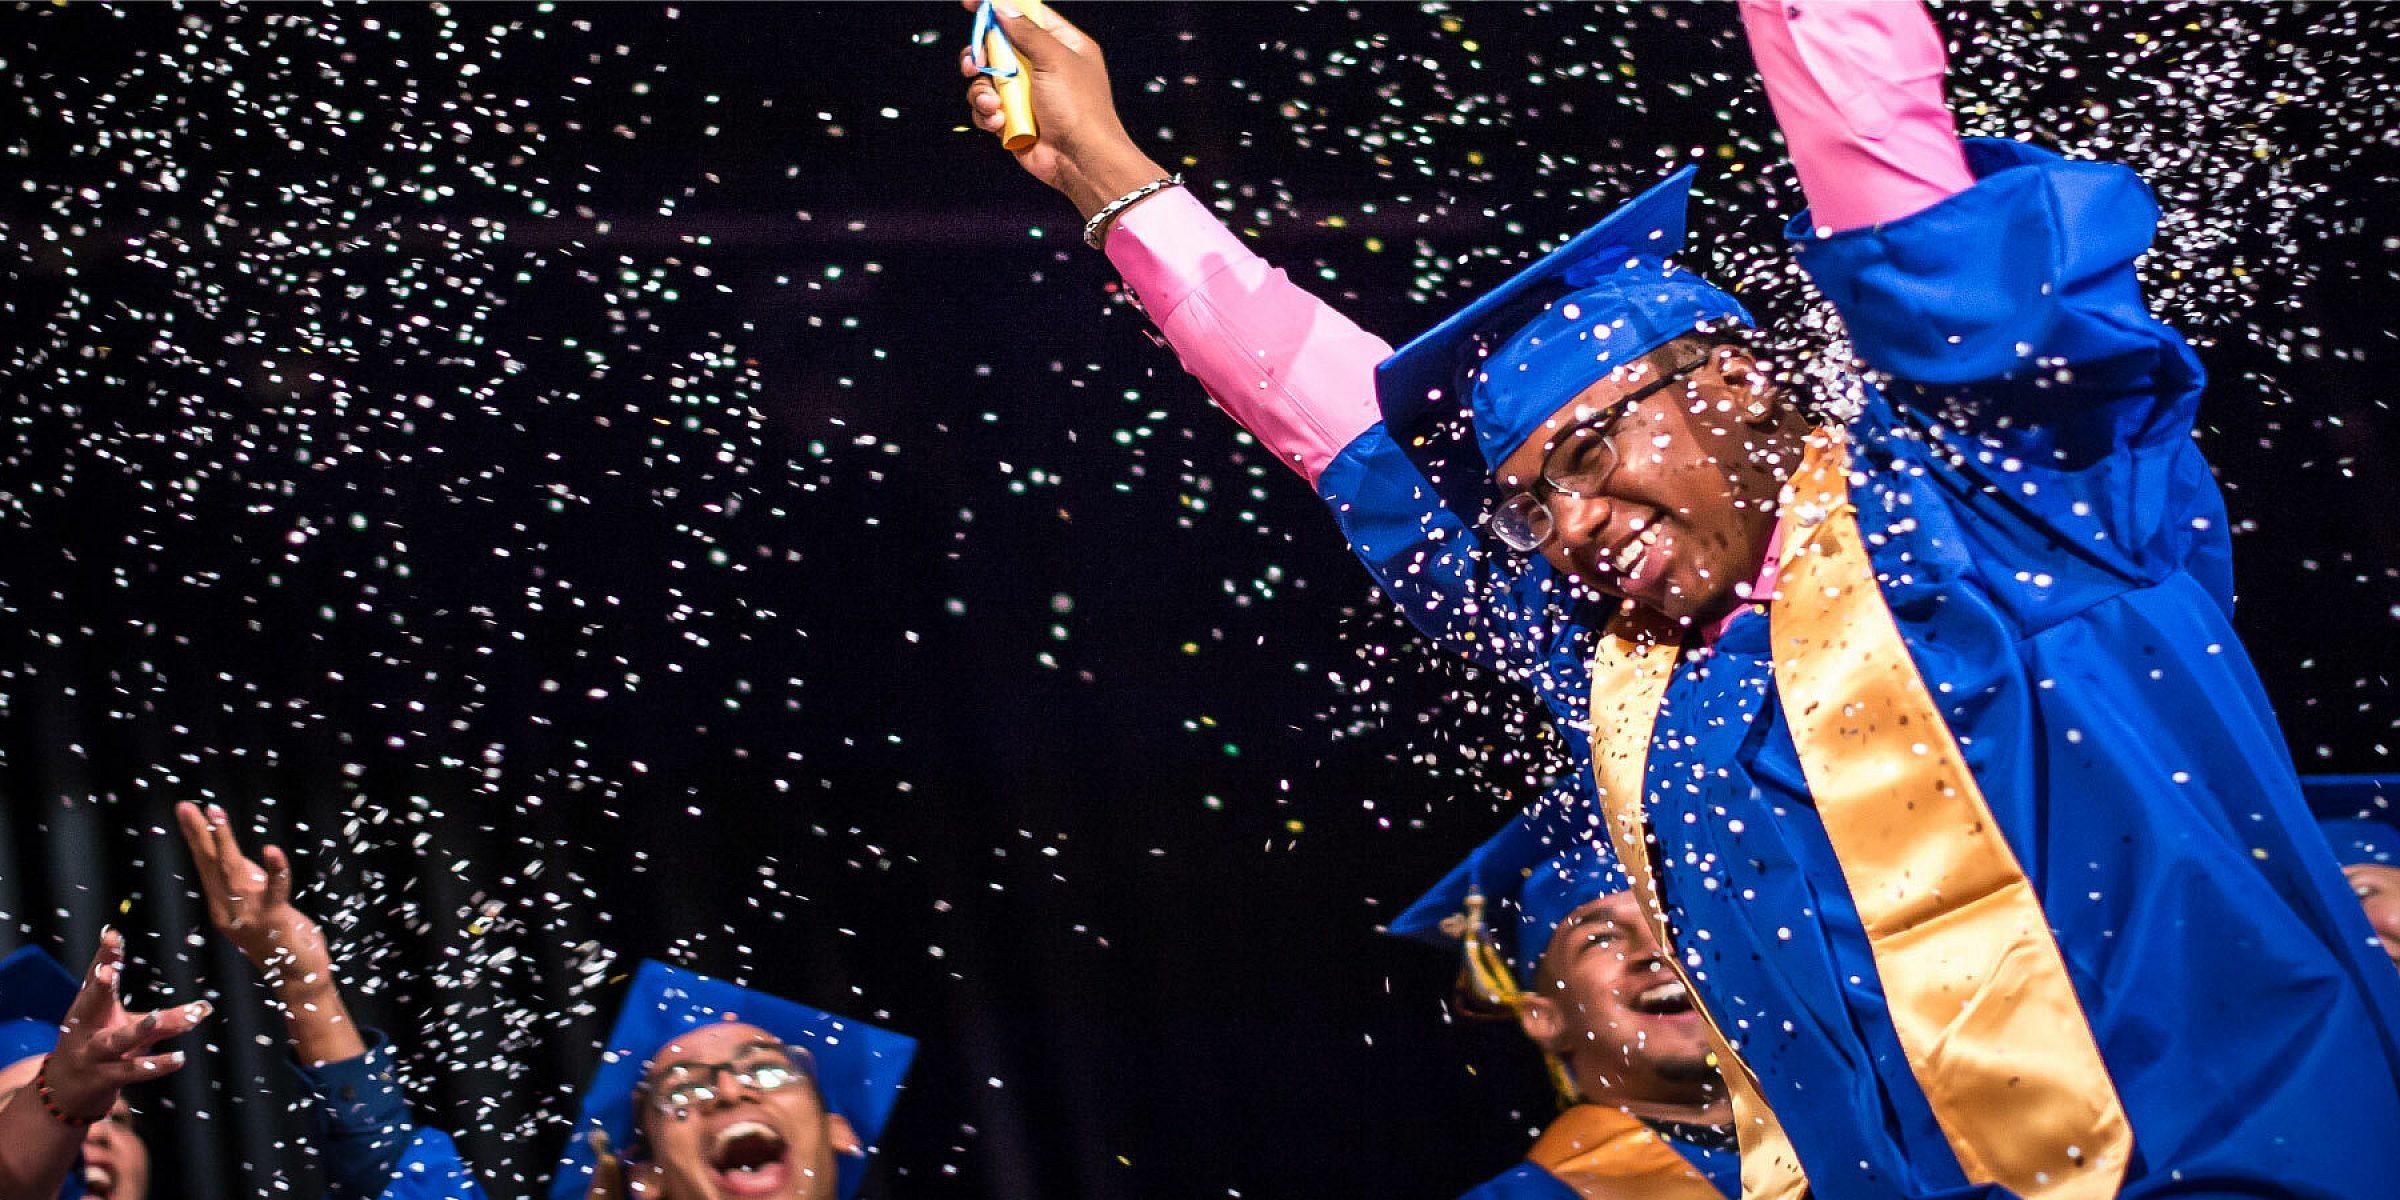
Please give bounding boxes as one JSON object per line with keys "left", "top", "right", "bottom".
{"left": 971, "top": 0, "right": 1038, "bottom": 151}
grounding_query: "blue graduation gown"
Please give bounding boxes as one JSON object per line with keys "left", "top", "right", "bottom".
{"left": 290, "top": 1031, "right": 491, "bottom": 1200}
{"left": 1458, "top": 1135, "right": 1738, "bottom": 1200}
{"left": 379, "top": 1129, "right": 491, "bottom": 1200}
{"left": 1318, "top": 139, "right": 2400, "bottom": 1197}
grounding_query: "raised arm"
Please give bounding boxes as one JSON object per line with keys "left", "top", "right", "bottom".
{"left": 176, "top": 803, "right": 486, "bottom": 1200}
{"left": 1746, "top": 1, "right": 2219, "bottom": 598}
{"left": 1740, "top": 0, "right": 1973, "bottom": 232}
{"left": 964, "top": 1, "right": 1576, "bottom": 678}
{"left": 0, "top": 932, "right": 205, "bottom": 1200}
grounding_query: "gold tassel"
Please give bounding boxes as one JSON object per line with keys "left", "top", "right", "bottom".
{"left": 1448, "top": 891, "right": 1581, "bottom": 1109}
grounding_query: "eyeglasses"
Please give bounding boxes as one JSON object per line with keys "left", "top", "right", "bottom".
{"left": 643, "top": 1041, "right": 819, "bottom": 1119}
{"left": 1487, "top": 351, "right": 1707, "bottom": 553}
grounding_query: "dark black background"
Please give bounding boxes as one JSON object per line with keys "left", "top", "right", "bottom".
{"left": 2, "top": 4, "right": 2395, "bottom": 1198}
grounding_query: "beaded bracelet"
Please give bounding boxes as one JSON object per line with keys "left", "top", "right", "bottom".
{"left": 1083, "top": 173, "right": 1182, "bottom": 250}
{"left": 34, "top": 1058, "right": 109, "bottom": 1127}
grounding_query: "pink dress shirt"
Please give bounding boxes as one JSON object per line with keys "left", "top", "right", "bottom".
{"left": 1103, "top": 1, "right": 1973, "bottom": 626}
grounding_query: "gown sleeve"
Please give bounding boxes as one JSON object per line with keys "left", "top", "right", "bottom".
{"left": 1753, "top": 1, "right": 2221, "bottom": 602}
{"left": 288, "top": 1030, "right": 490, "bottom": 1200}
{"left": 1106, "top": 188, "right": 1583, "bottom": 678}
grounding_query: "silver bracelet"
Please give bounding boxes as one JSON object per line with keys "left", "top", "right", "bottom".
{"left": 1083, "top": 173, "right": 1183, "bottom": 250}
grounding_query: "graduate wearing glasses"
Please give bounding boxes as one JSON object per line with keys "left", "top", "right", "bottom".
{"left": 964, "top": 0, "right": 2400, "bottom": 1195}
{"left": 551, "top": 960, "right": 913, "bottom": 1200}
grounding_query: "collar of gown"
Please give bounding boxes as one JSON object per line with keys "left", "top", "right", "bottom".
{"left": 1698, "top": 520, "right": 1784, "bottom": 646}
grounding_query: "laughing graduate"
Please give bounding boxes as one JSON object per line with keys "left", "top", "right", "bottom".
{"left": 1391, "top": 786, "right": 1735, "bottom": 1200}
{"left": 966, "top": 1, "right": 2400, "bottom": 1196}
{"left": 551, "top": 959, "right": 914, "bottom": 1200}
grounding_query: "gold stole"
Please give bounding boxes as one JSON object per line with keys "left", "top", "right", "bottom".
{"left": 1586, "top": 429, "right": 2132, "bottom": 1200}
{"left": 1528, "top": 1104, "right": 1726, "bottom": 1200}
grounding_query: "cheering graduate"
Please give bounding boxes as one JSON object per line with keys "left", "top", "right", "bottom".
{"left": 174, "top": 803, "right": 489, "bottom": 1200}
{"left": 550, "top": 959, "right": 913, "bottom": 1200}
{"left": 0, "top": 936, "right": 206, "bottom": 1200}
{"left": 966, "top": 1, "right": 2400, "bottom": 1196}
{"left": 1392, "top": 787, "right": 1734, "bottom": 1200}
{"left": 2306, "top": 776, "right": 2400, "bottom": 973}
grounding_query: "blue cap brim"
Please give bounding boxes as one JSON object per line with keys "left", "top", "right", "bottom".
{"left": 1373, "top": 165, "right": 1720, "bottom": 445}
{"left": 2305, "top": 775, "right": 2399, "bottom": 868}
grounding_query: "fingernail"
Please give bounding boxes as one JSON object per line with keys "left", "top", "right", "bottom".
{"left": 992, "top": 0, "right": 1022, "bottom": 18}
{"left": 161, "top": 1051, "right": 185, "bottom": 1068}
{"left": 187, "top": 1001, "right": 212, "bottom": 1021}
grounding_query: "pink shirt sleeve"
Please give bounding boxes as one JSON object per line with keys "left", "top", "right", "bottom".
{"left": 1740, "top": 0, "right": 1974, "bottom": 232}
{"left": 1103, "top": 187, "right": 1388, "bottom": 487}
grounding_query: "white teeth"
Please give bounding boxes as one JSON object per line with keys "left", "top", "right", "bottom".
{"left": 1637, "top": 981, "right": 1689, "bottom": 1007}
{"left": 1613, "top": 526, "right": 1663, "bottom": 575}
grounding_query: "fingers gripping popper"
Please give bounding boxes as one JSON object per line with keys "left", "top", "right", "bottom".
{"left": 970, "top": 1, "right": 1037, "bottom": 151}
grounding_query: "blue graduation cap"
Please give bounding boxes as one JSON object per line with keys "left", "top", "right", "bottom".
{"left": 2305, "top": 775, "right": 2399, "bottom": 868}
{"left": 0, "top": 945, "right": 79, "bottom": 1070}
{"left": 1374, "top": 166, "right": 1753, "bottom": 471}
{"left": 549, "top": 959, "right": 916, "bottom": 1200}
{"left": 1389, "top": 780, "right": 1629, "bottom": 992}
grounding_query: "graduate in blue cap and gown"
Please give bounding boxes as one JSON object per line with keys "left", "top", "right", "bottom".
{"left": 550, "top": 958, "right": 913, "bottom": 1200}
{"left": 2307, "top": 775, "right": 2400, "bottom": 974}
{"left": 0, "top": 934, "right": 208, "bottom": 1200}
{"left": 967, "top": 1, "right": 2400, "bottom": 1196}
{"left": 175, "top": 803, "right": 489, "bottom": 1200}
{"left": 1390, "top": 784, "right": 1737, "bottom": 1200}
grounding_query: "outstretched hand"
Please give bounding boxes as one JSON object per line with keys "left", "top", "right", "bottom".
{"left": 959, "top": 0, "right": 1169, "bottom": 224}
{"left": 173, "top": 801, "right": 365, "bottom": 1064}
{"left": 174, "top": 802, "right": 331, "bottom": 985}
{"left": 43, "top": 929, "right": 207, "bottom": 1122}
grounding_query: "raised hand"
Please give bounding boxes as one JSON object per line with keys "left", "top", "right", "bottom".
{"left": 174, "top": 801, "right": 364, "bottom": 1064}
{"left": 959, "top": 0, "right": 1170, "bottom": 224}
{"left": 42, "top": 929, "right": 206, "bottom": 1124}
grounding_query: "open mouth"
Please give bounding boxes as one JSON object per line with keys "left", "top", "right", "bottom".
{"left": 82, "top": 1164, "right": 117, "bottom": 1200}
{"left": 708, "top": 1120, "right": 792, "bottom": 1197}
{"left": 1612, "top": 525, "right": 1665, "bottom": 588}
{"left": 1629, "top": 979, "right": 1697, "bottom": 1017}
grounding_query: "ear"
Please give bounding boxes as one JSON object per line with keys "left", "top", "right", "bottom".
{"left": 828, "top": 1112, "right": 864, "bottom": 1157}
{"left": 1711, "top": 346, "right": 1784, "bottom": 427}
{"left": 1514, "top": 993, "right": 1569, "bottom": 1054}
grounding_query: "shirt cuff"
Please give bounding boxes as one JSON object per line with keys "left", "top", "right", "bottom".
{"left": 290, "top": 1028, "right": 419, "bottom": 1199}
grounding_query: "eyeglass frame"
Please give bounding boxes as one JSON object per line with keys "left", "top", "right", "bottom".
{"left": 637, "top": 1038, "right": 823, "bottom": 1121}
{"left": 1486, "top": 347, "right": 1711, "bottom": 554}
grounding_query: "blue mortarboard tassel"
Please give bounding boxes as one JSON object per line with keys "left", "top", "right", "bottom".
{"left": 549, "top": 959, "right": 917, "bottom": 1200}
{"left": 1374, "top": 166, "right": 1753, "bottom": 471}
{"left": 2305, "top": 776, "right": 2400, "bottom": 868}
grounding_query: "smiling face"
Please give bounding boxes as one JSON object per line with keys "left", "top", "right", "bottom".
{"left": 1491, "top": 336, "right": 1807, "bottom": 626}
{"left": 1515, "top": 892, "right": 1719, "bottom": 1110}
{"left": 632, "top": 1021, "right": 860, "bottom": 1200}
{"left": 0, "top": 1053, "right": 151, "bottom": 1200}
{"left": 2346, "top": 864, "right": 2400, "bottom": 972}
